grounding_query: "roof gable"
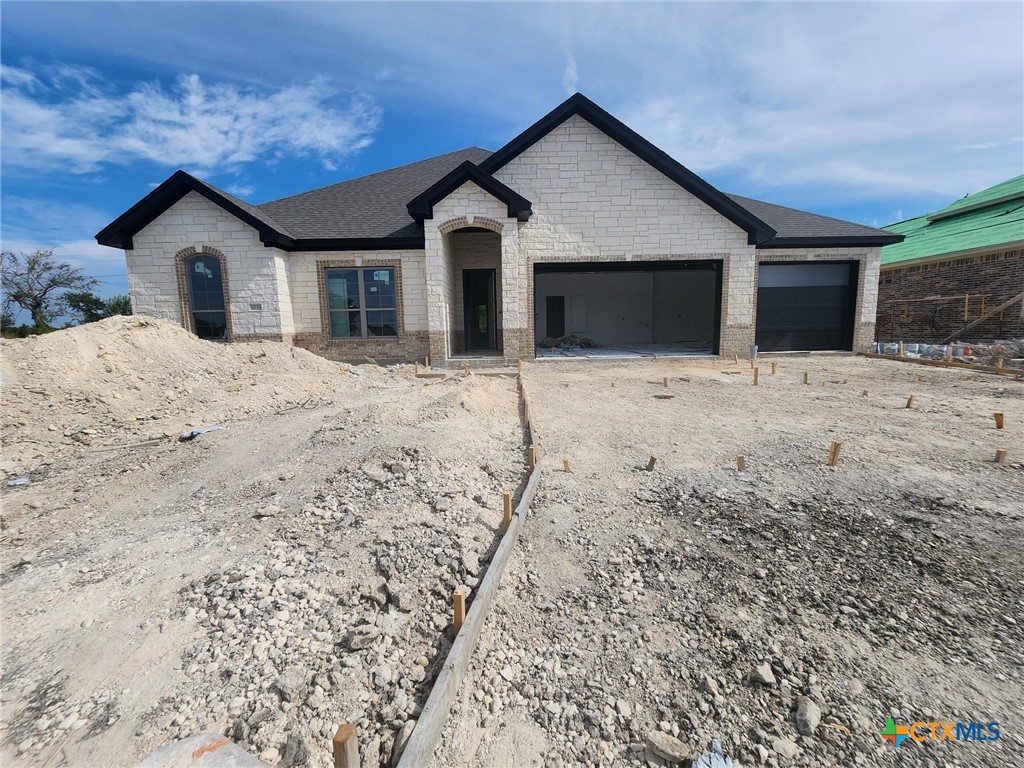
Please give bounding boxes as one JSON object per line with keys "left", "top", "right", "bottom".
{"left": 479, "top": 93, "right": 777, "bottom": 246}
{"left": 406, "top": 161, "right": 532, "bottom": 222}
{"left": 95, "top": 171, "right": 295, "bottom": 250}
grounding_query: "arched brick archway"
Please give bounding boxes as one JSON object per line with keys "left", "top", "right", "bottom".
{"left": 438, "top": 215, "right": 504, "bottom": 235}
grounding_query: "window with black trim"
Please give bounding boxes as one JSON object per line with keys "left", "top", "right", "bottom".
{"left": 186, "top": 254, "right": 228, "bottom": 340}
{"left": 326, "top": 267, "right": 398, "bottom": 338}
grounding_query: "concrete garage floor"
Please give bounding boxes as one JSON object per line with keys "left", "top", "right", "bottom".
{"left": 536, "top": 342, "right": 713, "bottom": 359}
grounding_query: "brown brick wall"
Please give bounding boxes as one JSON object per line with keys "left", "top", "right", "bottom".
{"left": 877, "top": 249, "right": 1024, "bottom": 342}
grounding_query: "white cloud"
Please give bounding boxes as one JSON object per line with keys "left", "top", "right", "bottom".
{"left": 562, "top": 49, "right": 578, "bottom": 95}
{"left": 1, "top": 66, "right": 380, "bottom": 175}
{"left": 225, "top": 183, "right": 255, "bottom": 198}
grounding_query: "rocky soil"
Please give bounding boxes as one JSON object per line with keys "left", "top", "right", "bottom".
{"left": 439, "top": 357, "right": 1024, "bottom": 767}
{"left": 0, "top": 318, "right": 525, "bottom": 768}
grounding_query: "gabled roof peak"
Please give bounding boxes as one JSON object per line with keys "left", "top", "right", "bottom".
{"left": 479, "top": 92, "right": 776, "bottom": 246}
{"left": 406, "top": 160, "right": 532, "bottom": 222}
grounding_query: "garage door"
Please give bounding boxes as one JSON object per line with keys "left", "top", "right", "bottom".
{"left": 755, "top": 262, "right": 858, "bottom": 351}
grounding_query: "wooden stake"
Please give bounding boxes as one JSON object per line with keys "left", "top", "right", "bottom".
{"left": 994, "top": 412, "right": 1004, "bottom": 429}
{"left": 753, "top": 367, "right": 759, "bottom": 386}
{"left": 463, "top": 362, "right": 469, "bottom": 376}
{"left": 646, "top": 455, "right": 657, "bottom": 471}
{"left": 736, "top": 455, "right": 745, "bottom": 472}
{"left": 906, "top": 394, "right": 916, "bottom": 409}
{"left": 663, "top": 377, "right": 668, "bottom": 387}
{"left": 771, "top": 362, "right": 777, "bottom": 375}
{"left": 995, "top": 449, "right": 1007, "bottom": 463}
{"left": 523, "top": 401, "right": 530, "bottom": 427}
{"left": 733, "top": 353, "right": 739, "bottom": 365}
{"left": 502, "top": 492, "right": 512, "bottom": 530}
{"left": 563, "top": 459, "right": 572, "bottom": 473}
{"left": 426, "top": 355, "right": 430, "bottom": 367}
{"left": 415, "top": 361, "right": 420, "bottom": 374}
{"left": 528, "top": 446, "right": 535, "bottom": 472}
{"left": 898, "top": 340, "right": 905, "bottom": 358}
{"left": 453, "top": 587, "right": 467, "bottom": 637}
{"left": 333, "top": 724, "right": 358, "bottom": 768}
{"left": 803, "top": 372, "right": 809, "bottom": 385}
{"left": 827, "top": 440, "right": 842, "bottom": 467}
{"left": 996, "top": 358, "right": 1005, "bottom": 369}
{"left": 518, "top": 358, "right": 523, "bottom": 376}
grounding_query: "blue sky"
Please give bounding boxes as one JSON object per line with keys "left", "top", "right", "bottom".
{"left": 2, "top": 1, "right": 1022, "bottom": 299}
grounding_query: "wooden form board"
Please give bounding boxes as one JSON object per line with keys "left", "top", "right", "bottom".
{"left": 396, "top": 379, "right": 541, "bottom": 768}
{"left": 396, "top": 462, "right": 542, "bottom": 767}
{"left": 861, "top": 352, "right": 1024, "bottom": 378}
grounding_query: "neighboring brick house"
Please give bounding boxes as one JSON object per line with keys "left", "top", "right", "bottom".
{"left": 96, "top": 94, "right": 901, "bottom": 364}
{"left": 877, "top": 175, "right": 1024, "bottom": 343}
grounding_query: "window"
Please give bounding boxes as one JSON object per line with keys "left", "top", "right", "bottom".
{"left": 186, "top": 255, "right": 228, "bottom": 339}
{"left": 326, "top": 267, "right": 397, "bottom": 338}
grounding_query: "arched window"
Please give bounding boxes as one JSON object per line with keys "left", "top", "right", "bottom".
{"left": 185, "top": 254, "right": 228, "bottom": 339}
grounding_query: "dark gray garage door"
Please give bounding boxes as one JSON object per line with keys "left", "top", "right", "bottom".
{"left": 755, "top": 262, "right": 858, "bottom": 351}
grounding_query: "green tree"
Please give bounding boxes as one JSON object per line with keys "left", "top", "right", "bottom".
{"left": 63, "top": 291, "right": 108, "bottom": 323}
{"left": 63, "top": 291, "right": 133, "bottom": 325}
{"left": 104, "top": 294, "right": 132, "bottom": 317}
{"left": 0, "top": 250, "right": 97, "bottom": 330}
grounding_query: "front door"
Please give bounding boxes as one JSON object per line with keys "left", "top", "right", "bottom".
{"left": 463, "top": 269, "right": 497, "bottom": 350}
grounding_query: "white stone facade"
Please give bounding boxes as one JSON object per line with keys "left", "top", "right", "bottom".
{"left": 122, "top": 117, "right": 881, "bottom": 362}
{"left": 127, "top": 191, "right": 292, "bottom": 340}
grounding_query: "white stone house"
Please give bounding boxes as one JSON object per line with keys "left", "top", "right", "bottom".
{"left": 96, "top": 94, "right": 902, "bottom": 364}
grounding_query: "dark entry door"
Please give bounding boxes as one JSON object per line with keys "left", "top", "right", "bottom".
{"left": 463, "top": 269, "right": 497, "bottom": 350}
{"left": 755, "top": 262, "right": 858, "bottom": 351}
{"left": 546, "top": 296, "right": 565, "bottom": 338}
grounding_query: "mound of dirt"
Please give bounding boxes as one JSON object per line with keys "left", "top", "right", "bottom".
{"left": 0, "top": 316, "right": 378, "bottom": 466}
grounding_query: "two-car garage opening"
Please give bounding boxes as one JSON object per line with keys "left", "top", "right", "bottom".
{"left": 533, "top": 259, "right": 859, "bottom": 358}
{"left": 533, "top": 260, "right": 721, "bottom": 358}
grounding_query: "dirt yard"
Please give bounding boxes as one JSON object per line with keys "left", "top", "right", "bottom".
{"left": 0, "top": 318, "right": 526, "bottom": 768}
{"left": 3, "top": 324, "right": 1022, "bottom": 768}
{"left": 438, "top": 356, "right": 1024, "bottom": 768}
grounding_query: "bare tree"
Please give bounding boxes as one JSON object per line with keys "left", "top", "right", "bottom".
{"left": 0, "top": 250, "right": 97, "bottom": 330}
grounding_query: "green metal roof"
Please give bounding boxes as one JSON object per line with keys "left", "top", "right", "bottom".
{"left": 881, "top": 174, "right": 1024, "bottom": 266}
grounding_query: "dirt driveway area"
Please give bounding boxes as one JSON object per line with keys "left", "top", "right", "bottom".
{"left": 438, "top": 356, "right": 1024, "bottom": 768}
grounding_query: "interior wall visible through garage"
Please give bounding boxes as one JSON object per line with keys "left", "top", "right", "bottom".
{"left": 534, "top": 268, "right": 717, "bottom": 349}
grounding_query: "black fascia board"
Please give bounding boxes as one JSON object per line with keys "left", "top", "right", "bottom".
{"left": 96, "top": 170, "right": 288, "bottom": 249}
{"left": 757, "top": 234, "right": 906, "bottom": 249}
{"left": 407, "top": 161, "right": 532, "bottom": 222}
{"left": 478, "top": 93, "right": 777, "bottom": 245}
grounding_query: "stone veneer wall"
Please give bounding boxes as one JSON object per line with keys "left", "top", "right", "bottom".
{"left": 490, "top": 114, "right": 756, "bottom": 358}
{"left": 876, "top": 248, "right": 1023, "bottom": 342}
{"left": 127, "top": 191, "right": 292, "bottom": 341}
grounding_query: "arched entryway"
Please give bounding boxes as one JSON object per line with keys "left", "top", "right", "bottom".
{"left": 183, "top": 252, "right": 229, "bottom": 340}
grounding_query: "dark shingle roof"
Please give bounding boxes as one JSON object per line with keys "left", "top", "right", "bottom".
{"left": 97, "top": 136, "right": 900, "bottom": 250}
{"left": 727, "top": 194, "right": 901, "bottom": 245}
{"left": 190, "top": 175, "right": 296, "bottom": 238}
{"left": 257, "top": 148, "right": 493, "bottom": 240}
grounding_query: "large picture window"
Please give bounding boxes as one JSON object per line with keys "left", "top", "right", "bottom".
{"left": 186, "top": 254, "right": 228, "bottom": 340}
{"left": 326, "top": 267, "right": 398, "bottom": 338}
